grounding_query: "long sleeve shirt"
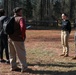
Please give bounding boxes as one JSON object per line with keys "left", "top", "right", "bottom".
{"left": 61, "top": 20, "right": 71, "bottom": 33}
{"left": 20, "top": 18, "right": 26, "bottom": 40}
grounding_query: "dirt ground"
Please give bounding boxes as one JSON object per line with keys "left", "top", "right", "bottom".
{"left": 0, "top": 30, "right": 76, "bottom": 75}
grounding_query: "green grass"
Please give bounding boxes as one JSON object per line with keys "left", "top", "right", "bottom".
{"left": 25, "top": 30, "right": 76, "bottom": 75}
{"left": 1, "top": 30, "right": 76, "bottom": 75}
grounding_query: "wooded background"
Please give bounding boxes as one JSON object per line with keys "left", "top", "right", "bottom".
{"left": 0, "top": 0, "right": 76, "bottom": 25}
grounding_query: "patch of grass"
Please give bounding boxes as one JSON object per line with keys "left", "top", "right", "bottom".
{"left": 1, "top": 30, "right": 76, "bottom": 75}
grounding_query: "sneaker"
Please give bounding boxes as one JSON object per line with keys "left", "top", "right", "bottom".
{"left": 21, "top": 68, "right": 32, "bottom": 73}
{"left": 10, "top": 67, "right": 21, "bottom": 71}
{"left": 6, "top": 60, "right": 10, "bottom": 64}
{"left": 60, "top": 54, "right": 65, "bottom": 56}
{"left": 0, "top": 59, "right": 6, "bottom": 63}
{"left": 72, "top": 56, "right": 76, "bottom": 59}
{"left": 64, "top": 54, "right": 68, "bottom": 57}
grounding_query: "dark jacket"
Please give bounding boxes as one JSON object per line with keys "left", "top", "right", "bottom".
{"left": 0, "top": 16, "right": 7, "bottom": 35}
{"left": 9, "top": 16, "right": 26, "bottom": 41}
{"left": 61, "top": 20, "right": 71, "bottom": 34}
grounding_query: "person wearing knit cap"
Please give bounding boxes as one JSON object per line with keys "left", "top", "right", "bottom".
{"left": 9, "top": 7, "right": 32, "bottom": 72}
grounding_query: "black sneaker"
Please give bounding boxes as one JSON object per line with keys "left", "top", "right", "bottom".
{"left": 10, "top": 67, "right": 21, "bottom": 71}
{"left": 21, "top": 68, "right": 32, "bottom": 73}
{"left": 0, "top": 59, "right": 6, "bottom": 63}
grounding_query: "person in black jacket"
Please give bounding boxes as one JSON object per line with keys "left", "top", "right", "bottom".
{"left": 60, "top": 13, "right": 71, "bottom": 57}
{"left": 0, "top": 9, "right": 10, "bottom": 63}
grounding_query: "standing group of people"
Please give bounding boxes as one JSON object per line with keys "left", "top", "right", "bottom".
{"left": 0, "top": 7, "right": 75, "bottom": 73}
{"left": 0, "top": 7, "right": 31, "bottom": 73}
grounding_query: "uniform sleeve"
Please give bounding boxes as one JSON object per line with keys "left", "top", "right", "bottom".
{"left": 19, "top": 18, "right": 26, "bottom": 40}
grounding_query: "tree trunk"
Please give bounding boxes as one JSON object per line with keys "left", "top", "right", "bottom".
{"left": 4, "top": 0, "right": 8, "bottom": 15}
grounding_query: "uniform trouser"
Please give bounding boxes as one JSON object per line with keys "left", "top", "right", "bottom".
{"left": 0, "top": 34, "right": 9, "bottom": 60}
{"left": 8, "top": 39, "right": 27, "bottom": 70}
{"left": 61, "top": 30, "right": 69, "bottom": 55}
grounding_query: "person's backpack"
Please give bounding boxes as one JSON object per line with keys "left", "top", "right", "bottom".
{"left": 0, "top": 16, "right": 7, "bottom": 35}
{"left": 3, "top": 17, "right": 15, "bottom": 35}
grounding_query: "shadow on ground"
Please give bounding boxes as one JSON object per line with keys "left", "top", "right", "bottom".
{"left": 28, "top": 70, "right": 76, "bottom": 75}
{"left": 26, "top": 62, "right": 76, "bottom": 75}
